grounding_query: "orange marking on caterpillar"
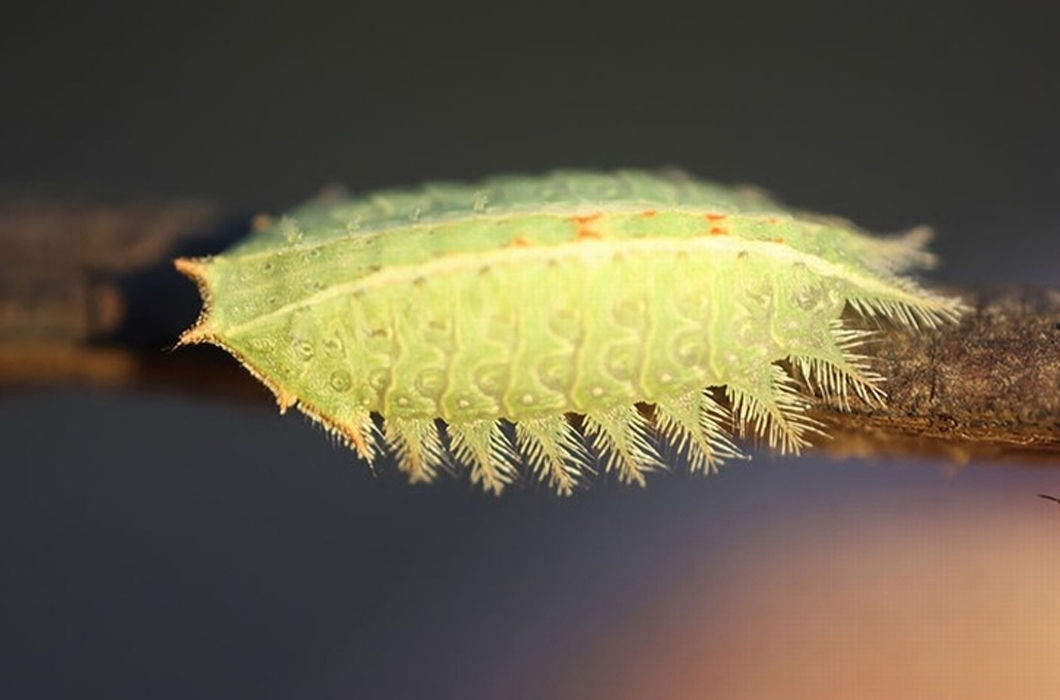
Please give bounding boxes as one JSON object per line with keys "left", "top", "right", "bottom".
{"left": 709, "top": 226, "right": 728, "bottom": 236}
{"left": 571, "top": 213, "right": 604, "bottom": 240}
{"left": 705, "top": 213, "right": 726, "bottom": 222}
{"left": 639, "top": 209, "right": 657, "bottom": 218}
{"left": 509, "top": 236, "right": 533, "bottom": 247}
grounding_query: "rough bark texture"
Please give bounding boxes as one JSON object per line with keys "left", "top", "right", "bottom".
{"left": 809, "top": 286, "right": 1060, "bottom": 461}
{"left": 2, "top": 197, "right": 1057, "bottom": 463}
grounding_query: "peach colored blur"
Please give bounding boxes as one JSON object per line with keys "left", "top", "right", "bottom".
{"left": 560, "top": 489, "right": 1060, "bottom": 699}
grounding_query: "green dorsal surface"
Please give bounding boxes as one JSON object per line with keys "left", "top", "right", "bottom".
{"left": 176, "top": 169, "right": 967, "bottom": 495}
{"left": 228, "top": 169, "right": 783, "bottom": 254}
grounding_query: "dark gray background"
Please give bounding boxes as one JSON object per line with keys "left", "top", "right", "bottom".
{"left": 2, "top": 2, "right": 1057, "bottom": 286}
{"left": 2, "top": 2, "right": 1059, "bottom": 699}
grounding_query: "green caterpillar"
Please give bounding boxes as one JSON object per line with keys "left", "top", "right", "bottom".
{"left": 176, "top": 169, "right": 966, "bottom": 494}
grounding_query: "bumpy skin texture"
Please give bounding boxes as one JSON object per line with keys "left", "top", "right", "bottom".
{"left": 176, "top": 169, "right": 966, "bottom": 494}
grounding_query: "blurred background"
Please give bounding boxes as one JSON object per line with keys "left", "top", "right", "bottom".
{"left": 2, "top": 2, "right": 1059, "bottom": 698}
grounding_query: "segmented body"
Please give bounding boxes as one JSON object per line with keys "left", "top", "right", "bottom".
{"left": 176, "top": 170, "right": 965, "bottom": 494}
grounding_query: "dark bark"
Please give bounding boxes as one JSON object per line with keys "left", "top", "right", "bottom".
{"left": 808, "top": 286, "right": 1060, "bottom": 460}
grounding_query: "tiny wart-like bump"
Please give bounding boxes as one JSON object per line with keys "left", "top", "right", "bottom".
{"left": 368, "top": 369, "right": 389, "bottom": 390}
{"left": 294, "top": 340, "right": 314, "bottom": 361}
{"left": 323, "top": 336, "right": 344, "bottom": 355}
{"left": 329, "top": 370, "right": 352, "bottom": 392}
{"left": 416, "top": 369, "right": 445, "bottom": 397}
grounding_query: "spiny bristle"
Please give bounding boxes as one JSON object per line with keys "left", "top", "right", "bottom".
{"left": 515, "top": 415, "right": 587, "bottom": 496}
{"left": 789, "top": 324, "right": 888, "bottom": 409}
{"left": 173, "top": 256, "right": 210, "bottom": 284}
{"left": 364, "top": 344, "right": 908, "bottom": 493}
{"left": 653, "top": 392, "right": 741, "bottom": 474}
{"left": 368, "top": 365, "right": 833, "bottom": 493}
{"left": 447, "top": 420, "right": 519, "bottom": 496}
{"left": 582, "top": 404, "right": 664, "bottom": 486}
{"left": 829, "top": 331, "right": 877, "bottom": 357}
{"left": 790, "top": 356, "right": 882, "bottom": 409}
{"left": 384, "top": 417, "right": 446, "bottom": 483}
{"left": 847, "top": 293, "right": 966, "bottom": 329}
{"left": 311, "top": 407, "right": 382, "bottom": 464}
{"left": 343, "top": 409, "right": 382, "bottom": 463}
{"left": 175, "top": 323, "right": 212, "bottom": 346}
{"left": 172, "top": 257, "right": 214, "bottom": 347}
{"left": 726, "top": 365, "right": 822, "bottom": 454}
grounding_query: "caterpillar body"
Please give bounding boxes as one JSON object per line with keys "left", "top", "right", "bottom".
{"left": 175, "top": 170, "right": 966, "bottom": 494}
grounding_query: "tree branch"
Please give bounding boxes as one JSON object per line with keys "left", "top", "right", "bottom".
{"left": 809, "top": 286, "right": 1060, "bottom": 460}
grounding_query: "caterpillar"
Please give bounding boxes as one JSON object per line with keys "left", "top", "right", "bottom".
{"left": 175, "top": 169, "right": 966, "bottom": 495}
